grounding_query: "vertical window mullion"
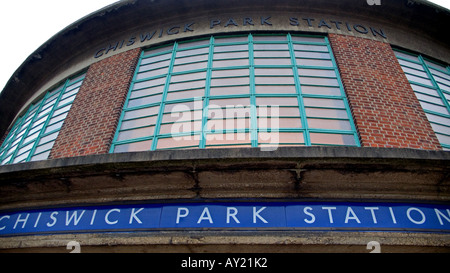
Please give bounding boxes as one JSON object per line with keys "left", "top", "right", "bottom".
{"left": 288, "top": 33, "right": 310, "bottom": 146}
{"left": 151, "top": 43, "right": 178, "bottom": 151}
{"left": 248, "top": 34, "right": 258, "bottom": 147}
{"left": 199, "top": 36, "right": 215, "bottom": 149}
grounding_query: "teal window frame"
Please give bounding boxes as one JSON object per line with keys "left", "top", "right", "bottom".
{"left": 394, "top": 49, "right": 450, "bottom": 150}
{"left": 0, "top": 72, "right": 86, "bottom": 164}
{"left": 110, "top": 33, "right": 360, "bottom": 153}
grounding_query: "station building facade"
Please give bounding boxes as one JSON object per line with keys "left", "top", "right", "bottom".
{"left": 0, "top": 0, "right": 449, "bottom": 252}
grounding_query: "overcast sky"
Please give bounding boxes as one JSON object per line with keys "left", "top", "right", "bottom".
{"left": 0, "top": 0, "right": 449, "bottom": 92}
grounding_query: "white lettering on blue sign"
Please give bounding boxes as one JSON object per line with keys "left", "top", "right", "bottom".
{"left": 0, "top": 202, "right": 449, "bottom": 236}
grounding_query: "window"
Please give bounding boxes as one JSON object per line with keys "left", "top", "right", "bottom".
{"left": 0, "top": 73, "right": 86, "bottom": 164}
{"left": 110, "top": 34, "right": 359, "bottom": 152}
{"left": 394, "top": 50, "right": 450, "bottom": 150}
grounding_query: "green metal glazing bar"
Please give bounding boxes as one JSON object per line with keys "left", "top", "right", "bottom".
{"left": 199, "top": 36, "right": 215, "bottom": 149}
{"left": 151, "top": 43, "right": 178, "bottom": 151}
{"left": 288, "top": 33, "right": 310, "bottom": 146}
{"left": 248, "top": 34, "right": 258, "bottom": 147}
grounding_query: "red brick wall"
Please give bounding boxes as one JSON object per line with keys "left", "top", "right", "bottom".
{"left": 50, "top": 48, "right": 142, "bottom": 159}
{"left": 328, "top": 34, "right": 442, "bottom": 150}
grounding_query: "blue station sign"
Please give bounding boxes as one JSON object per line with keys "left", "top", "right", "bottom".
{"left": 0, "top": 201, "right": 449, "bottom": 236}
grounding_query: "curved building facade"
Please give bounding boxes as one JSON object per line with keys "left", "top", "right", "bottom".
{"left": 0, "top": 0, "right": 449, "bottom": 252}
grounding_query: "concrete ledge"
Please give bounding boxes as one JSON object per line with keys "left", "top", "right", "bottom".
{"left": 1, "top": 231, "right": 449, "bottom": 253}
{"left": 0, "top": 147, "right": 449, "bottom": 210}
{"left": 1, "top": 146, "right": 449, "bottom": 174}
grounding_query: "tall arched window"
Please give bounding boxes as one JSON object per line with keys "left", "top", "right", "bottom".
{"left": 0, "top": 72, "right": 86, "bottom": 164}
{"left": 111, "top": 34, "right": 359, "bottom": 152}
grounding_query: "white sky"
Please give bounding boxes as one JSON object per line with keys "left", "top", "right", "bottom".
{"left": 0, "top": 0, "right": 449, "bottom": 93}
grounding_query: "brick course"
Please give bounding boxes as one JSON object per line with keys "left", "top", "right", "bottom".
{"left": 328, "top": 34, "right": 442, "bottom": 150}
{"left": 49, "top": 48, "right": 142, "bottom": 159}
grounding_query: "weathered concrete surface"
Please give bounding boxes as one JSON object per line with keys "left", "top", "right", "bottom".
{"left": 0, "top": 147, "right": 448, "bottom": 252}
{"left": 1, "top": 231, "right": 449, "bottom": 253}
{"left": 0, "top": 147, "right": 448, "bottom": 210}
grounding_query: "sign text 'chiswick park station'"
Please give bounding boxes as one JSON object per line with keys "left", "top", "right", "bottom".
{"left": 94, "top": 15, "right": 387, "bottom": 58}
{"left": 1, "top": 202, "right": 449, "bottom": 236}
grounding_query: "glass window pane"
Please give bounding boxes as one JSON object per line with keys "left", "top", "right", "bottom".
{"left": 303, "top": 98, "right": 345, "bottom": 108}
{"left": 157, "top": 136, "right": 200, "bottom": 149}
{"left": 212, "top": 69, "right": 249, "bottom": 78}
{"left": 213, "top": 59, "right": 249, "bottom": 67}
{"left": 117, "top": 126, "right": 155, "bottom": 141}
{"left": 253, "top": 51, "right": 290, "bottom": 58}
{"left": 397, "top": 59, "right": 424, "bottom": 71}
{"left": 405, "top": 74, "right": 433, "bottom": 86}
{"left": 291, "top": 36, "right": 325, "bottom": 43}
{"left": 211, "top": 77, "right": 249, "bottom": 86}
{"left": 301, "top": 86, "right": 341, "bottom": 96}
{"left": 205, "top": 133, "right": 250, "bottom": 145}
{"left": 44, "top": 121, "right": 64, "bottom": 134}
{"left": 206, "top": 118, "right": 250, "bottom": 131}
{"left": 426, "top": 113, "right": 449, "bottom": 125}
{"left": 171, "top": 71, "right": 206, "bottom": 82}
{"left": 298, "top": 68, "right": 335, "bottom": 77}
{"left": 308, "top": 118, "right": 352, "bottom": 130}
{"left": 172, "top": 61, "right": 208, "bottom": 72}
{"left": 299, "top": 77, "right": 338, "bottom": 86}
{"left": 254, "top": 58, "right": 291, "bottom": 66}
{"left": 258, "top": 132, "right": 304, "bottom": 144}
{"left": 124, "top": 106, "right": 160, "bottom": 120}
{"left": 255, "top": 76, "right": 295, "bottom": 85}
{"left": 214, "top": 51, "right": 249, "bottom": 60}
{"left": 162, "top": 110, "right": 202, "bottom": 123}
{"left": 176, "top": 47, "right": 209, "bottom": 57}
{"left": 210, "top": 86, "right": 250, "bottom": 96}
{"left": 130, "top": 86, "right": 164, "bottom": 99}
{"left": 34, "top": 142, "right": 54, "bottom": 155}
{"left": 430, "top": 123, "right": 450, "bottom": 135}
{"left": 30, "top": 151, "right": 51, "bottom": 162}
{"left": 305, "top": 108, "right": 349, "bottom": 119}
{"left": 310, "top": 133, "right": 356, "bottom": 145}
{"left": 209, "top": 98, "right": 251, "bottom": 107}
{"left": 120, "top": 116, "right": 158, "bottom": 130}
{"left": 256, "top": 97, "right": 298, "bottom": 107}
{"left": 215, "top": 36, "right": 248, "bottom": 43}
{"left": 214, "top": 44, "right": 248, "bottom": 52}
{"left": 293, "top": 44, "right": 328, "bottom": 52}
{"left": 258, "top": 106, "right": 300, "bottom": 117}
{"left": 259, "top": 117, "right": 302, "bottom": 128}
{"left": 160, "top": 121, "right": 202, "bottom": 134}
{"left": 253, "top": 44, "right": 288, "bottom": 50}
{"left": 164, "top": 100, "right": 204, "bottom": 113}
{"left": 166, "top": 89, "right": 205, "bottom": 101}
{"left": 297, "top": 59, "right": 333, "bottom": 67}
{"left": 127, "top": 94, "right": 163, "bottom": 107}
{"left": 255, "top": 85, "right": 296, "bottom": 94}
{"left": 295, "top": 51, "right": 330, "bottom": 59}
{"left": 114, "top": 140, "right": 152, "bottom": 153}
{"left": 169, "top": 80, "right": 206, "bottom": 92}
